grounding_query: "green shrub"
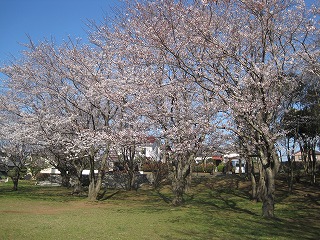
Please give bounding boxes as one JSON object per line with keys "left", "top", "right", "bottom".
{"left": 217, "top": 164, "right": 225, "bottom": 172}
{"left": 194, "top": 164, "right": 214, "bottom": 173}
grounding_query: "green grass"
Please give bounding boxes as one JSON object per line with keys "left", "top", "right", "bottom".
{"left": 0, "top": 176, "right": 319, "bottom": 240}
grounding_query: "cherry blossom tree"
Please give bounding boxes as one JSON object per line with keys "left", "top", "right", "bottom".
{"left": 91, "top": 15, "right": 220, "bottom": 205}
{"left": 1, "top": 0, "right": 317, "bottom": 217}
{"left": 94, "top": 0, "right": 318, "bottom": 216}
{"left": 0, "top": 39, "right": 124, "bottom": 200}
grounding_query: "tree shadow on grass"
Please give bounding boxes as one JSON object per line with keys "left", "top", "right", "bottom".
{"left": 184, "top": 176, "right": 258, "bottom": 216}
{"left": 214, "top": 190, "right": 258, "bottom": 216}
{"left": 98, "top": 190, "right": 121, "bottom": 201}
{"left": 184, "top": 188, "right": 258, "bottom": 217}
{"left": 156, "top": 190, "right": 172, "bottom": 204}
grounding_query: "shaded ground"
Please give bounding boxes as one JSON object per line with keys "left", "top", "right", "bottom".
{"left": 0, "top": 174, "right": 320, "bottom": 240}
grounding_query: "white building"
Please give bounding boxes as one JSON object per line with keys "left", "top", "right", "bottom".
{"left": 136, "top": 136, "right": 161, "bottom": 161}
{"left": 223, "top": 153, "right": 246, "bottom": 173}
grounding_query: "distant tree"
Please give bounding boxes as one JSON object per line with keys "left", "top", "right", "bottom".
{"left": 27, "top": 154, "right": 50, "bottom": 179}
{"left": 282, "top": 72, "right": 320, "bottom": 185}
{"left": 3, "top": 145, "right": 29, "bottom": 191}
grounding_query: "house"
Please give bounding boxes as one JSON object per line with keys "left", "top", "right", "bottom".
{"left": 212, "top": 155, "right": 223, "bottom": 166}
{"left": 294, "top": 151, "right": 320, "bottom": 162}
{"left": 223, "top": 153, "right": 246, "bottom": 173}
{"left": 0, "top": 160, "right": 7, "bottom": 178}
{"left": 136, "top": 136, "right": 161, "bottom": 162}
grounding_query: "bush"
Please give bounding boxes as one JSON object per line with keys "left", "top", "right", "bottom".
{"left": 35, "top": 173, "right": 50, "bottom": 181}
{"left": 142, "top": 162, "right": 167, "bottom": 172}
{"left": 194, "top": 164, "right": 215, "bottom": 173}
{"left": 217, "top": 164, "right": 225, "bottom": 172}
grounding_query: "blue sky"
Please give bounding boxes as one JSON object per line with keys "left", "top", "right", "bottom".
{"left": 0, "top": 0, "right": 121, "bottom": 65}
{"left": 0, "top": 0, "right": 317, "bottom": 67}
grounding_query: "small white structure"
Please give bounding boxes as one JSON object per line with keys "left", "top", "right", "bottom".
{"left": 224, "top": 153, "right": 246, "bottom": 173}
{"left": 82, "top": 170, "right": 99, "bottom": 175}
{"left": 223, "top": 153, "right": 240, "bottom": 159}
{"left": 231, "top": 159, "right": 246, "bottom": 174}
{"left": 40, "top": 168, "right": 61, "bottom": 174}
{"left": 137, "top": 136, "right": 161, "bottom": 161}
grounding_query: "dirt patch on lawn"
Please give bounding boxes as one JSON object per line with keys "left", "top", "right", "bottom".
{"left": 0, "top": 200, "right": 112, "bottom": 215}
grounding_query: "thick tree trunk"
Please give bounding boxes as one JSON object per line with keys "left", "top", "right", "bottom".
{"left": 88, "top": 181, "right": 99, "bottom": 201}
{"left": 71, "top": 165, "right": 84, "bottom": 195}
{"left": 261, "top": 168, "right": 276, "bottom": 218}
{"left": 258, "top": 147, "right": 279, "bottom": 218}
{"left": 87, "top": 149, "right": 109, "bottom": 201}
{"left": 88, "top": 168, "right": 106, "bottom": 201}
{"left": 185, "top": 165, "right": 193, "bottom": 193}
{"left": 59, "top": 168, "right": 70, "bottom": 188}
{"left": 126, "top": 170, "right": 137, "bottom": 190}
{"left": 72, "top": 178, "right": 83, "bottom": 194}
{"left": 172, "top": 177, "right": 185, "bottom": 205}
{"left": 171, "top": 153, "right": 193, "bottom": 206}
{"left": 88, "top": 153, "right": 99, "bottom": 201}
{"left": 71, "top": 159, "right": 85, "bottom": 194}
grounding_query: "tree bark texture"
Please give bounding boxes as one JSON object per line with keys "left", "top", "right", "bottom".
{"left": 171, "top": 152, "right": 193, "bottom": 206}
{"left": 88, "top": 149, "right": 109, "bottom": 201}
{"left": 258, "top": 147, "right": 280, "bottom": 218}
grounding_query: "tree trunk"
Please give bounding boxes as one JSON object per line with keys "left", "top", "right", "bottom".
{"left": 185, "top": 165, "right": 193, "bottom": 193}
{"left": 8, "top": 167, "right": 20, "bottom": 191}
{"left": 71, "top": 165, "right": 84, "bottom": 195}
{"left": 258, "top": 147, "right": 279, "bottom": 218}
{"left": 72, "top": 178, "right": 83, "bottom": 194}
{"left": 239, "top": 159, "right": 242, "bottom": 176}
{"left": 248, "top": 158, "right": 257, "bottom": 200}
{"left": 251, "top": 172, "right": 257, "bottom": 200}
{"left": 288, "top": 159, "right": 294, "bottom": 193}
{"left": 172, "top": 177, "right": 185, "bottom": 206}
{"left": 88, "top": 181, "right": 99, "bottom": 201}
{"left": 59, "top": 168, "right": 70, "bottom": 188}
{"left": 127, "top": 170, "right": 137, "bottom": 190}
{"left": 88, "top": 168, "right": 106, "bottom": 201}
{"left": 261, "top": 167, "right": 276, "bottom": 218}
{"left": 87, "top": 148, "right": 109, "bottom": 201}
{"left": 311, "top": 148, "right": 317, "bottom": 185}
{"left": 11, "top": 176, "right": 19, "bottom": 191}
{"left": 256, "top": 159, "right": 264, "bottom": 202}
{"left": 171, "top": 153, "right": 193, "bottom": 206}
{"left": 123, "top": 146, "right": 137, "bottom": 191}
{"left": 71, "top": 159, "right": 85, "bottom": 194}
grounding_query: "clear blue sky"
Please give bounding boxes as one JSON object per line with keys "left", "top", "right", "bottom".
{"left": 0, "top": 0, "right": 317, "bottom": 66}
{"left": 0, "top": 0, "right": 121, "bottom": 65}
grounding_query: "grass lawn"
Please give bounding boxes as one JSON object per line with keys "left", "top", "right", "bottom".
{"left": 0, "top": 175, "right": 319, "bottom": 240}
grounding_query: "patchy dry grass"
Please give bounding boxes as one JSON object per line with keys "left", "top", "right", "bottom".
{"left": 0, "top": 176, "right": 319, "bottom": 240}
